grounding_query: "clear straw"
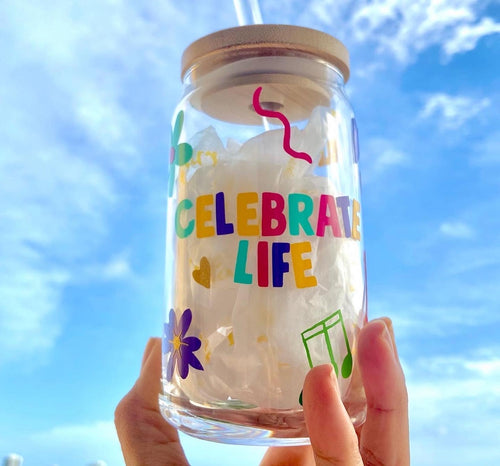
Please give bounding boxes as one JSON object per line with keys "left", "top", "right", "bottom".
{"left": 233, "top": 0, "right": 263, "bottom": 25}
{"left": 233, "top": 0, "right": 268, "bottom": 128}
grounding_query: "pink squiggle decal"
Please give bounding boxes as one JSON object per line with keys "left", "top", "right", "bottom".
{"left": 252, "top": 86, "right": 312, "bottom": 164}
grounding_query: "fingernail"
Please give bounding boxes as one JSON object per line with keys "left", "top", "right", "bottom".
{"left": 328, "top": 363, "right": 339, "bottom": 384}
{"left": 380, "top": 322, "right": 397, "bottom": 361}
{"left": 372, "top": 318, "right": 395, "bottom": 354}
{"left": 301, "top": 364, "right": 338, "bottom": 407}
{"left": 141, "top": 337, "right": 157, "bottom": 369}
{"left": 383, "top": 324, "right": 395, "bottom": 351}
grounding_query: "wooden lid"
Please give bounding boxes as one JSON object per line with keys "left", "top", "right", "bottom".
{"left": 182, "top": 24, "right": 350, "bottom": 82}
{"left": 182, "top": 25, "right": 349, "bottom": 124}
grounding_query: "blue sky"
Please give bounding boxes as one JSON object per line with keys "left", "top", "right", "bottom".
{"left": 0, "top": 0, "right": 499, "bottom": 464}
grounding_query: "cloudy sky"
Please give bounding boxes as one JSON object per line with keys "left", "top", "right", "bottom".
{"left": 0, "top": 0, "right": 499, "bottom": 464}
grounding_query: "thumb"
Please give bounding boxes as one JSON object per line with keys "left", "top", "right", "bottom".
{"left": 303, "top": 365, "right": 363, "bottom": 466}
{"left": 115, "top": 338, "right": 189, "bottom": 466}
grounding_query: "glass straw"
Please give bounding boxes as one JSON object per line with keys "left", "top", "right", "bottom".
{"left": 232, "top": 0, "right": 263, "bottom": 25}
{"left": 233, "top": 0, "right": 270, "bottom": 129}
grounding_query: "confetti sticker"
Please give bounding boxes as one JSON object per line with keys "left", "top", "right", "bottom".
{"left": 192, "top": 256, "right": 211, "bottom": 288}
{"left": 169, "top": 110, "right": 194, "bottom": 196}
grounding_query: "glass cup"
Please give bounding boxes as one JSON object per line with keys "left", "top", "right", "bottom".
{"left": 160, "top": 24, "right": 367, "bottom": 446}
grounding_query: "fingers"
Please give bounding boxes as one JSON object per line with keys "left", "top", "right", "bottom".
{"left": 115, "top": 338, "right": 189, "bottom": 466}
{"left": 114, "top": 320, "right": 409, "bottom": 466}
{"left": 303, "top": 365, "right": 363, "bottom": 466}
{"left": 358, "top": 319, "right": 410, "bottom": 466}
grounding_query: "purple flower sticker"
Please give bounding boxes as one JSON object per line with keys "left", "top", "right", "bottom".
{"left": 163, "top": 308, "right": 204, "bottom": 381}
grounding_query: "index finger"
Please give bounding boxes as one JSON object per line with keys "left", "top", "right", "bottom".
{"left": 303, "top": 364, "right": 364, "bottom": 466}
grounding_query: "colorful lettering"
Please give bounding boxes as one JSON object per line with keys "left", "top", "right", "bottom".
{"left": 290, "top": 241, "right": 317, "bottom": 288}
{"left": 257, "top": 241, "right": 269, "bottom": 287}
{"left": 289, "top": 193, "right": 314, "bottom": 236}
{"left": 352, "top": 198, "right": 361, "bottom": 241}
{"left": 196, "top": 194, "right": 214, "bottom": 238}
{"left": 177, "top": 191, "right": 360, "bottom": 243}
{"left": 262, "top": 192, "right": 286, "bottom": 236}
{"left": 234, "top": 240, "right": 253, "bottom": 284}
{"left": 237, "top": 192, "right": 259, "bottom": 236}
{"left": 316, "top": 195, "right": 342, "bottom": 237}
{"left": 215, "top": 192, "right": 234, "bottom": 235}
{"left": 272, "top": 242, "right": 290, "bottom": 287}
{"left": 175, "top": 199, "right": 194, "bottom": 239}
{"left": 336, "top": 196, "right": 351, "bottom": 238}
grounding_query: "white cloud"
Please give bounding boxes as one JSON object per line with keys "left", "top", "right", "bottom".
{"left": 0, "top": 268, "right": 67, "bottom": 366}
{"left": 465, "top": 358, "right": 500, "bottom": 376}
{"left": 443, "top": 245, "right": 500, "bottom": 275}
{"left": 369, "top": 261, "right": 500, "bottom": 339}
{"left": 262, "top": 0, "right": 499, "bottom": 67}
{"left": 374, "top": 147, "right": 408, "bottom": 171}
{"left": 99, "top": 254, "right": 134, "bottom": 281}
{"left": 75, "top": 87, "right": 138, "bottom": 158}
{"left": 68, "top": 253, "right": 135, "bottom": 285}
{"left": 361, "top": 138, "right": 409, "bottom": 183}
{"left": 412, "top": 352, "right": 500, "bottom": 380}
{"left": 439, "top": 221, "right": 475, "bottom": 239}
{"left": 444, "top": 16, "right": 500, "bottom": 55}
{"left": 403, "top": 194, "right": 500, "bottom": 278}
{"left": 407, "top": 352, "right": 500, "bottom": 464}
{"left": 0, "top": 0, "right": 187, "bottom": 366}
{"left": 372, "top": 300, "right": 492, "bottom": 341}
{"left": 419, "top": 93, "right": 490, "bottom": 129}
{"left": 369, "top": 284, "right": 500, "bottom": 464}
{"left": 306, "top": 0, "right": 499, "bottom": 64}
{"left": 0, "top": 142, "right": 116, "bottom": 365}
{"left": 471, "top": 130, "right": 500, "bottom": 166}
{"left": 7, "top": 419, "right": 265, "bottom": 466}
{"left": 25, "top": 420, "right": 124, "bottom": 465}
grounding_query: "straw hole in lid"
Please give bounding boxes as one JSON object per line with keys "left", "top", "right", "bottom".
{"left": 249, "top": 101, "right": 284, "bottom": 112}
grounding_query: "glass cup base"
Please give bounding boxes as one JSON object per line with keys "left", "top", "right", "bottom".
{"left": 159, "top": 394, "right": 311, "bottom": 446}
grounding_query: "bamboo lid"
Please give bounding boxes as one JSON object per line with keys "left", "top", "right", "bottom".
{"left": 181, "top": 25, "right": 350, "bottom": 124}
{"left": 182, "top": 24, "right": 349, "bottom": 82}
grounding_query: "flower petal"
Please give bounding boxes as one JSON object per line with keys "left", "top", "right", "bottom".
{"left": 175, "top": 142, "right": 193, "bottom": 166}
{"left": 179, "top": 308, "right": 192, "bottom": 337}
{"left": 163, "top": 317, "right": 175, "bottom": 354}
{"left": 187, "top": 351, "right": 204, "bottom": 372}
{"left": 166, "top": 353, "right": 176, "bottom": 382}
{"left": 167, "top": 309, "right": 177, "bottom": 332}
{"left": 162, "top": 338, "right": 172, "bottom": 355}
{"left": 168, "top": 168, "right": 175, "bottom": 197}
{"left": 178, "top": 354, "right": 189, "bottom": 379}
{"left": 183, "top": 336, "right": 202, "bottom": 352}
{"left": 171, "top": 309, "right": 184, "bottom": 337}
{"left": 172, "top": 111, "right": 183, "bottom": 145}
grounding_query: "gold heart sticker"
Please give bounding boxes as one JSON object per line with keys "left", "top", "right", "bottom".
{"left": 192, "top": 256, "right": 211, "bottom": 289}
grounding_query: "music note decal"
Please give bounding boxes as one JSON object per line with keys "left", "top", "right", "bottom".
{"left": 301, "top": 309, "right": 353, "bottom": 379}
